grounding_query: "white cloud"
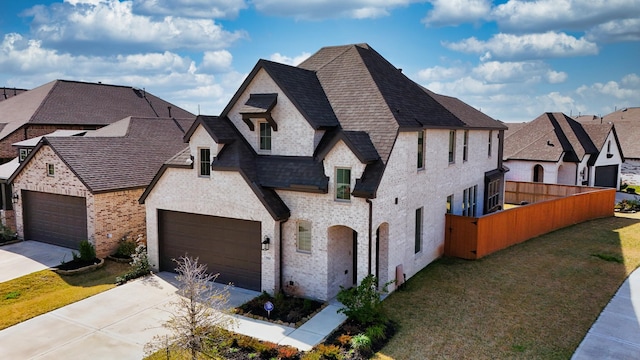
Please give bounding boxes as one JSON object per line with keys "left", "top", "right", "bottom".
{"left": 251, "top": 0, "right": 418, "bottom": 20}
{"left": 132, "top": 0, "right": 247, "bottom": 19}
{"left": 491, "top": 0, "right": 640, "bottom": 34}
{"left": 444, "top": 32, "right": 599, "bottom": 60}
{"left": 201, "top": 50, "right": 233, "bottom": 72}
{"left": 472, "top": 61, "right": 567, "bottom": 84}
{"left": 586, "top": 18, "right": 640, "bottom": 42}
{"left": 269, "top": 52, "right": 311, "bottom": 66}
{"left": 416, "top": 65, "right": 467, "bottom": 82}
{"left": 422, "top": 0, "right": 491, "bottom": 27}
{"left": 576, "top": 75, "right": 640, "bottom": 101}
{"left": 25, "top": 0, "right": 246, "bottom": 54}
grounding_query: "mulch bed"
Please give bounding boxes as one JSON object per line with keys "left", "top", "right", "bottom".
{"left": 56, "top": 258, "right": 101, "bottom": 271}
{"left": 235, "top": 292, "right": 324, "bottom": 326}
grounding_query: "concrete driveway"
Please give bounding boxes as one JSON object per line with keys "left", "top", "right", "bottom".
{"left": 0, "top": 241, "right": 76, "bottom": 282}
{"left": 0, "top": 273, "right": 260, "bottom": 360}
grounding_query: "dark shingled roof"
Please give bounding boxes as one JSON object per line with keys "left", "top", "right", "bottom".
{"left": 239, "top": 93, "right": 278, "bottom": 114}
{"left": 576, "top": 107, "right": 640, "bottom": 159}
{"left": 504, "top": 113, "right": 600, "bottom": 162}
{"left": 12, "top": 117, "right": 194, "bottom": 193}
{"left": 0, "top": 79, "right": 194, "bottom": 142}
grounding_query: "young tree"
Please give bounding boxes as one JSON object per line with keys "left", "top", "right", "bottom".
{"left": 146, "top": 256, "right": 234, "bottom": 359}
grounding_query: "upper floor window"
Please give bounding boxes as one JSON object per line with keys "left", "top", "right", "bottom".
{"left": 448, "top": 130, "right": 456, "bottom": 164}
{"left": 446, "top": 194, "right": 453, "bottom": 214}
{"left": 259, "top": 122, "right": 272, "bottom": 151}
{"left": 297, "top": 220, "right": 312, "bottom": 253}
{"left": 335, "top": 168, "right": 351, "bottom": 201}
{"left": 47, "top": 163, "right": 55, "bottom": 177}
{"left": 415, "top": 207, "right": 423, "bottom": 254}
{"left": 199, "top": 148, "right": 210, "bottom": 177}
{"left": 417, "top": 130, "right": 425, "bottom": 169}
{"left": 463, "top": 130, "right": 469, "bottom": 162}
{"left": 488, "top": 130, "right": 493, "bottom": 157}
{"left": 19, "top": 148, "right": 31, "bottom": 162}
{"left": 487, "top": 179, "right": 500, "bottom": 213}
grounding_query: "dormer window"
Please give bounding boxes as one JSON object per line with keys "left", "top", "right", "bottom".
{"left": 19, "top": 148, "right": 31, "bottom": 162}
{"left": 259, "top": 122, "right": 272, "bottom": 151}
{"left": 198, "top": 148, "right": 210, "bottom": 177}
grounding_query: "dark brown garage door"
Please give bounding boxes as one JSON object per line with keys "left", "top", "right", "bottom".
{"left": 22, "top": 191, "right": 88, "bottom": 249}
{"left": 595, "top": 165, "right": 619, "bottom": 188}
{"left": 158, "top": 210, "right": 262, "bottom": 291}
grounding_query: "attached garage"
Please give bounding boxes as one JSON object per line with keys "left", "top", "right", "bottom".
{"left": 594, "top": 165, "right": 619, "bottom": 188}
{"left": 22, "top": 190, "right": 88, "bottom": 249}
{"left": 158, "top": 210, "right": 262, "bottom": 291}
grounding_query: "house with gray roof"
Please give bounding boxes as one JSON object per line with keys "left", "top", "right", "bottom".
{"left": 140, "top": 44, "right": 507, "bottom": 300}
{"left": 1, "top": 87, "right": 28, "bottom": 101}
{"left": 504, "top": 112, "right": 623, "bottom": 189}
{"left": 0, "top": 79, "right": 193, "bottom": 163}
{"left": 9, "top": 116, "right": 195, "bottom": 257}
{"left": 576, "top": 107, "right": 640, "bottom": 185}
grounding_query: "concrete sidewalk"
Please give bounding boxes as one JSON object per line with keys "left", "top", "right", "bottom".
{"left": 572, "top": 268, "right": 640, "bottom": 359}
{"left": 0, "top": 272, "right": 345, "bottom": 359}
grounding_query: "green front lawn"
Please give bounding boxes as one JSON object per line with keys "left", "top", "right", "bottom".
{"left": 0, "top": 260, "right": 130, "bottom": 330}
{"left": 378, "top": 212, "right": 640, "bottom": 359}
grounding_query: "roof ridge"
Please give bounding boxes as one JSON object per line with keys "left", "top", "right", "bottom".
{"left": 29, "top": 80, "right": 60, "bottom": 124}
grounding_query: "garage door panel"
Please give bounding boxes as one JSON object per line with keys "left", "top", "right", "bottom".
{"left": 595, "top": 165, "right": 618, "bottom": 188}
{"left": 158, "top": 210, "right": 261, "bottom": 291}
{"left": 23, "top": 191, "right": 88, "bottom": 249}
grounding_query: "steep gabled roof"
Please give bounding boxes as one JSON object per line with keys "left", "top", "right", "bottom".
{"left": 0, "top": 79, "right": 194, "bottom": 142}
{"left": 10, "top": 117, "right": 194, "bottom": 193}
{"left": 221, "top": 60, "right": 339, "bottom": 130}
{"left": 576, "top": 107, "right": 640, "bottom": 160}
{"left": 504, "top": 112, "right": 599, "bottom": 162}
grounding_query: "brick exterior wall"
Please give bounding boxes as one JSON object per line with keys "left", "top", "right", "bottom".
{"left": 227, "top": 68, "right": 317, "bottom": 157}
{"left": 12, "top": 145, "right": 145, "bottom": 258}
{"left": 0, "top": 125, "right": 93, "bottom": 161}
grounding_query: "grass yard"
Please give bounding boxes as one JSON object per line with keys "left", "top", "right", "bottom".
{"left": 0, "top": 260, "right": 130, "bottom": 330}
{"left": 378, "top": 212, "right": 640, "bottom": 359}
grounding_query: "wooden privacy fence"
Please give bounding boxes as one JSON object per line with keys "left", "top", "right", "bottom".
{"left": 444, "top": 182, "right": 616, "bottom": 260}
{"left": 505, "top": 181, "right": 601, "bottom": 204}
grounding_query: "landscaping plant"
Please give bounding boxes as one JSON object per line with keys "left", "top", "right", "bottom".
{"left": 115, "top": 244, "right": 151, "bottom": 285}
{"left": 145, "top": 256, "right": 234, "bottom": 360}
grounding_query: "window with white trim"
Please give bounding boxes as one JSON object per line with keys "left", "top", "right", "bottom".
{"left": 335, "top": 168, "right": 351, "bottom": 201}
{"left": 462, "top": 185, "right": 478, "bottom": 217}
{"left": 463, "top": 130, "right": 469, "bottom": 162}
{"left": 448, "top": 130, "right": 456, "bottom": 164}
{"left": 297, "top": 220, "right": 312, "bottom": 253}
{"left": 198, "top": 148, "right": 210, "bottom": 177}
{"left": 47, "top": 163, "right": 55, "bottom": 177}
{"left": 259, "top": 122, "right": 272, "bottom": 151}
{"left": 19, "top": 148, "right": 31, "bottom": 162}
{"left": 487, "top": 179, "right": 500, "bottom": 213}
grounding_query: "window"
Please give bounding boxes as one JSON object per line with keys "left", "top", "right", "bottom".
{"left": 463, "top": 130, "right": 469, "bottom": 162}
{"left": 259, "top": 122, "right": 272, "bottom": 151}
{"left": 19, "top": 149, "right": 30, "bottom": 162}
{"left": 462, "top": 185, "right": 478, "bottom": 217}
{"left": 417, "top": 131, "right": 425, "bottom": 169}
{"left": 199, "top": 148, "right": 210, "bottom": 177}
{"left": 47, "top": 163, "right": 55, "bottom": 177}
{"left": 488, "top": 130, "right": 493, "bottom": 157}
{"left": 446, "top": 195, "right": 453, "bottom": 214}
{"left": 415, "top": 207, "right": 423, "bottom": 253}
{"left": 297, "top": 220, "right": 312, "bottom": 252}
{"left": 448, "top": 130, "right": 456, "bottom": 164}
{"left": 487, "top": 179, "right": 500, "bottom": 213}
{"left": 335, "top": 168, "right": 351, "bottom": 201}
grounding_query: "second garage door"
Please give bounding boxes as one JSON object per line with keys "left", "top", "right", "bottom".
{"left": 594, "top": 165, "right": 619, "bottom": 188}
{"left": 22, "top": 191, "right": 88, "bottom": 249}
{"left": 158, "top": 210, "right": 262, "bottom": 291}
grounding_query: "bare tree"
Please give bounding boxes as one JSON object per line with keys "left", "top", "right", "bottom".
{"left": 146, "top": 256, "right": 234, "bottom": 359}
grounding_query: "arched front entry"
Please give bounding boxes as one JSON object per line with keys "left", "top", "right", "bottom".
{"left": 327, "top": 225, "right": 357, "bottom": 299}
{"left": 375, "top": 223, "right": 390, "bottom": 288}
{"left": 533, "top": 164, "right": 544, "bottom": 183}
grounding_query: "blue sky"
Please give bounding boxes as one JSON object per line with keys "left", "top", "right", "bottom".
{"left": 1, "top": 0, "right": 638, "bottom": 122}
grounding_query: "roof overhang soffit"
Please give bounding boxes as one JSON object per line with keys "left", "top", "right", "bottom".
{"left": 240, "top": 93, "right": 278, "bottom": 132}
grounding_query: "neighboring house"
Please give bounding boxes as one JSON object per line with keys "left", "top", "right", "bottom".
{"left": 9, "top": 117, "right": 195, "bottom": 257}
{"left": 504, "top": 112, "right": 624, "bottom": 189}
{"left": 140, "top": 43, "right": 507, "bottom": 301}
{"left": 0, "top": 79, "right": 193, "bottom": 163}
{"left": 576, "top": 107, "right": 640, "bottom": 185}
{"left": 1, "top": 87, "right": 28, "bottom": 101}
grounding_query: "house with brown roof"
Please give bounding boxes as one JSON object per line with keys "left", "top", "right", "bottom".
{"left": 0, "top": 79, "right": 193, "bottom": 163}
{"left": 140, "top": 44, "right": 507, "bottom": 300}
{"left": 576, "top": 107, "right": 640, "bottom": 185}
{"left": 503, "top": 112, "right": 623, "bottom": 189}
{"left": 1, "top": 87, "right": 28, "bottom": 101}
{"left": 9, "top": 116, "right": 195, "bottom": 257}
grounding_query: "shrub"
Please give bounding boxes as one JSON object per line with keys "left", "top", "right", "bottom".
{"left": 313, "top": 344, "right": 342, "bottom": 360}
{"left": 365, "top": 324, "right": 386, "bottom": 342}
{"left": 336, "top": 274, "right": 393, "bottom": 325}
{"left": 115, "top": 238, "right": 137, "bottom": 258}
{"left": 277, "top": 345, "right": 300, "bottom": 359}
{"left": 350, "top": 333, "right": 372, "bottom": 353}
{"left": 75, "top": 240, "right": 96, "bottom": 262}
{"left": 116, "top": 244, "right": 151, "bottom": 285}
{"left": 0, "top": 224, "right": 16, "bottom": 242}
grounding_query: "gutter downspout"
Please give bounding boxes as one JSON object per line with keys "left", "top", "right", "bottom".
{"left": 366, "top": 198, "right": 373, "bottom": 276}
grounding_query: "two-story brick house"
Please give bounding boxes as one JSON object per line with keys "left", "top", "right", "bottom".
{"left": 141, "top": 44, "right": 507, "bottom": 301}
